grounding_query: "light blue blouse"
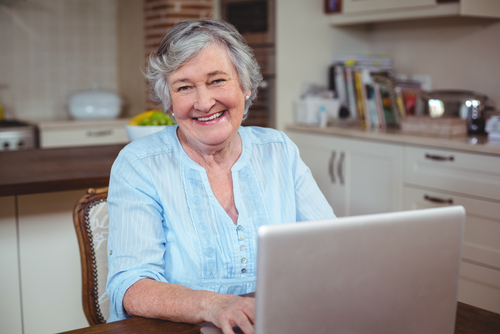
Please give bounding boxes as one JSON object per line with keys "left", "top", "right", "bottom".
{"left": 106, "top": 125, "right": 335, "bottom": 321}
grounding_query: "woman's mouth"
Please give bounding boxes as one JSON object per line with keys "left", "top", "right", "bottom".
{"left": 195, "top": 111, "right": 225, "bottom": 122}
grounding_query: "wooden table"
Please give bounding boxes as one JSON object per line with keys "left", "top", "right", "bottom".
{"left": 59, "top": 302, "right": 500, "bottom": 334}
{"left": 0, "top": 144, "right": 124, "bottom": 196}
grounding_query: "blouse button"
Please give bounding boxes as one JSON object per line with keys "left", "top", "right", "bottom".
{"left": 237, "top": 225, "right": 243, "bottom": 231}
{"left": 238, "top": 235, "right": 244, "bottom": 241}
{"left": 241, "top": 268, "right": 247, "bottom": 273}
{"left": 241, "top": 257, "right": 247, "bottom": 263}
{"left": 240, "top": 245, "right": 246, "bottom": 251}
{"left": 109, "top": 250, "right": 112, "bottom": 256}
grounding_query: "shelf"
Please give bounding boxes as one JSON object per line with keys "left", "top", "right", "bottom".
{"left": 329, "top": 1, "right": 500, "bottom": 27}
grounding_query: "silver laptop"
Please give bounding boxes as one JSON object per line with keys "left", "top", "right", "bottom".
{"left": 254, "top": 206, "right": 465, "bottom": 334}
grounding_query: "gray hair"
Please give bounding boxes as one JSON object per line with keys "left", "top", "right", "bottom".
{"left": 146, "top": 19, "right": 262, "bottom": 120}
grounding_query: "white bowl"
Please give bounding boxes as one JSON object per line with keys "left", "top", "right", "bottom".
{"left": 126, "top": 125, "right": 167, "bottom": 141}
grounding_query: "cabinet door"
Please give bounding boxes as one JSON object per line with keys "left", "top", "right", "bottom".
{"left": 288, "top": 131, "right": 346, "bottom": 216}
{"left": 343, "top": 0, "right": 435, "bottom": 14}
{"left": 340, "top": 137, "right": 403, "bottom": 216}
{"left": 287, "top": 131, "right": 403, "bottom": 217}
{"left": 404, "top": 186, "right": 500, "bottom": 314}
{"left": 0, "top": 196, "right": 23, "bottom": 334}
{"left": 18, "top": 190, "right": 89, "bottom": 334}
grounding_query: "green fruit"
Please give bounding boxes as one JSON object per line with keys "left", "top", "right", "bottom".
{"left": 134, "top": 111, "right": 176, "bottom": 126}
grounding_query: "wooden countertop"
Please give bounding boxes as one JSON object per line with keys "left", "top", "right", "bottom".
{"left": 0, "top": 144, "right": 124, "bottom": 197}
{"left": 286, "top": 124, "right": 500, "bottom": 156}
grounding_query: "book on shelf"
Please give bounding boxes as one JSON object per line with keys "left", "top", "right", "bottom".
{"left": 372, "top": 74, "right": 401, "bottom": 126}
{"left": 361, "top": 69, "right": 380, "bottom": 128}
{"left": 345, "top": 66, "right": 358, "bottom": 120}
{"left": 330, "top": 59, "right": 402, "bottom": 127}
{"left": 391, "top": 79, "right": 422, "bottom": 117}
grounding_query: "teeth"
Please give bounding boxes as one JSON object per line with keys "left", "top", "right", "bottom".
{"left": 197, "top": 111, "right": 223, "bottom": 122}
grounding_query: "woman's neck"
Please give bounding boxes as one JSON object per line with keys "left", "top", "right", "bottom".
{"left": 177, "top": 128, "right": 242, "bottom": 170}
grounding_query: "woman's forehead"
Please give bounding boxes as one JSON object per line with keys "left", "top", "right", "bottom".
{"left": 169, "top": 44, "right": 237, "bottom": 81}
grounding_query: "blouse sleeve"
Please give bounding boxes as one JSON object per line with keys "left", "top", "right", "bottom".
{"left": 106, "top": 148, "right": 169, "bottom": 320}
{"left": 281, "top": 132, "right": 336, "bottom": 221}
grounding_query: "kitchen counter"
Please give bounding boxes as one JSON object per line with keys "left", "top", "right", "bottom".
{"left": 286, "top": 124, "right": 500, "bottom": 156}
{"left": 0, "top": 144, "right": 125, "bottom": 197}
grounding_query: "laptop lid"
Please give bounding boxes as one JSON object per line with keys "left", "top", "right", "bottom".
{"left": 255, "top": 206, "right": 465, "bottom": 334}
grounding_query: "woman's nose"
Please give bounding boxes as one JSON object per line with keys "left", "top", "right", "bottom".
{"left": 194, "top": 87, "right": 215, "bottom": 112}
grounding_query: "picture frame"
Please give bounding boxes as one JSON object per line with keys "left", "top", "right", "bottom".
{"left": 324, "top": 0, "right": 341, "bottom": 13}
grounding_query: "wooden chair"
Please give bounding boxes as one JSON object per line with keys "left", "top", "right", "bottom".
{"left": 73, "top": 187, "right": 110, "bottom": 325}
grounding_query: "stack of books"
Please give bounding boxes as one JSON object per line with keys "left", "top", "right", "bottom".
{"left": 329, "top": 54, "right": 421, "bottom": 128}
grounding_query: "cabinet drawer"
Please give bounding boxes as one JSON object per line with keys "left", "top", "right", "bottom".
{"left": 404, "top": 146, "right": 500, "bottom": 201}
{"left": 459, "top": 262, "right": 500, "bottom": 314}
{"left": 404, "top": 186, "right": 500, "bottom": 270}
{"left": 40, "top": 126, "right": 128, "bottom": 148}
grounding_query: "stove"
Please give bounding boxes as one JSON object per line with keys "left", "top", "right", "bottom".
{"left": 0, "top": 120, "right": 38, "bottom": 151}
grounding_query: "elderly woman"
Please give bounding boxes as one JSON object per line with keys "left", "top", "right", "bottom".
{"left": 106, "top": 19, "right": 335, "bottom": 334}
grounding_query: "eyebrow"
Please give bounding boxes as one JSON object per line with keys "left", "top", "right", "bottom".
{"left": 170, "top": 71, "right": 229, "bottom": 86}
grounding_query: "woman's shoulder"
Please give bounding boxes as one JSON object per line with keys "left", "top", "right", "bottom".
{"left": 119, "top": 126, "right": 178, "bottom": 161}
{"left": 240, "top": 126, "right": 288, "bottom": 145}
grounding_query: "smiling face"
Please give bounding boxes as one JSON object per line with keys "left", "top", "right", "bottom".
{"left": 168, "top": 44, "right": 250, "bottom": 154}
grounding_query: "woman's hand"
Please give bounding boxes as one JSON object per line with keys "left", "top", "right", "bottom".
{"left": 203, "top": 294, "right": 255, "bottom": 334}
{"left": 123, "top": 279, "right": 254, "bottom": 333}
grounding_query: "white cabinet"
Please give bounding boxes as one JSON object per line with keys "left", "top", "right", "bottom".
{"left": 1, "top": 190, "right": 89, "bottom": 334}
{"left": 17, "top": 190, "right": 89, "bottom": 334}
{"left": 403, "top": 146, "right": 500, "bottom": 314}
{"left": 330, "top": 0, "right": 500, "bottom": 26}
{"left": 38, "top": 119, "right": 129, "bottom": 148}
{"left": 288, "top": 127, "right": 500, "bottom": 313}
{"left": 287, "top": 131, "right": 403, "bottom": 217}
{"left": 0, "top": 196, "right": 23, "bottom": 334}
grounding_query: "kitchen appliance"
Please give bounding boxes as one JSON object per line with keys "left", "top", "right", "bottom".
{"left": 69, "top": 84, "right": 122, "bottom": 120}
{"left": 0, "top": 120, "right": 38, "bottom": 151}
{"left": 419, "top": 90, "right": 493, "bottom": 134}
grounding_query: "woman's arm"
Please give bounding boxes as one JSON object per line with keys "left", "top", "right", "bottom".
{"left": 123, "top": 278, "right": 255, "bottom": 334}
{"left": 281, "top": 132, "right": 336, "bottom": 221}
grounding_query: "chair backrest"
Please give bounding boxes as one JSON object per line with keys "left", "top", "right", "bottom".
{"left": 73, "top": 187, "right": 110, "bottom": 325}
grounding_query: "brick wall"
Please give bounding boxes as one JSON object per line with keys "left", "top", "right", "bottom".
{"left": 144, "top": 0, "right": 213, "bottom": 109}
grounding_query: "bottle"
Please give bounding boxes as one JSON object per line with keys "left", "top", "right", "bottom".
{"left": 319, "top": 105, "right": 327, "bottom": 127}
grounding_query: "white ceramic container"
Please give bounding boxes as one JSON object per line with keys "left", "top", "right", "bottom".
{"left": 69, "top": 85, "right": 122, "bottom": 120}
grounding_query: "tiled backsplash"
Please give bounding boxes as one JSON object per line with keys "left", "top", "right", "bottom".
{"left": 0, "top": 0, "right": 118, "bottom": 121}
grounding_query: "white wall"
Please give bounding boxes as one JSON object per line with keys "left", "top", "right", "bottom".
{"left": 0, "top": 0, "right": 118, "bottom": 121}
{"left": 367, "top": 17, "right": 500, "bottom": 106}
{"left": 275, "top": 0, "right": 369, "bottom": 130}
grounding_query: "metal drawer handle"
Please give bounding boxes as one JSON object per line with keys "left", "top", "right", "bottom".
{"left": 87, "top": 129, "right": 113, "bottom": 137}
{"left": 424, "top": 195, "right": 453, "bottom": 204}
{"left": 425, "top": 153, "right": 454, "bottom": 162}
{"left": 328, "top": 151, "right": 336, "bottom": 184}
{"left": 338, "top": 152, "right": 345, "bottom": 185}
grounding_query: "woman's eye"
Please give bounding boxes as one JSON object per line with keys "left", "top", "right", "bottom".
{"left": 212, "top": 79, "right": 225, "bottom": 85}
{"left": 178, "top": 86, "right": 190, "bottom": 92}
